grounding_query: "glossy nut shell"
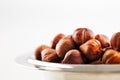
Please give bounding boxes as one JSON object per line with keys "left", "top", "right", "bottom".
{"left": 35, "top": 45, "right": 50, "bottom": 60}
{"left": 102, "top": 49, "right": 120, "bottom": 64}
{"left": 62, "top": 49, "right": 84, "bottom": 64}
{"left": 51, "top": 33, "right": 65, "bottom": 49}
{"left": 72, "top": 28, "right": 94, "bottom": 46}
{"left": 41, "top": 48, "right": 60, "bottom": 62}
{"left": 56, "top": 37, "right": 75, "bottom": 59}
{"left": 80, "top": 39, "right": 102, "bottom": 61}
{"left": 110, "top": 32, "right": 120, "bottom": 51}
{"left": 95, "top": 34, "right": 110, "bottom": 48}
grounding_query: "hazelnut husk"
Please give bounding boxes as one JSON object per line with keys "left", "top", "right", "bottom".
{"left": 72, "top": 28, "right": 94, "bottom": 46}
{"left": 41, "top": 48, "right": 60, "bottom": 62}
{"left": 51, "top": 33, "right": 65, "bottom": 49}
{"left": 110, "top": 32, "right": 120, "bottom": 51}
{"left": 56, "top": 37, "right": 75, "bottom": 59}
{"left": 95, "top": 34, "right": 110, "bottom": 48}
{"left": 80, "top": 39, "right": 102, "bottom": 61}
{"left": 62, "top": 49, "right": 84, "bottom": 64}
{"left": 35, "top": 45, "right": 50, "bottom": 60}
{"left": 102, "top": 49, "right": 120, "bottom": 64}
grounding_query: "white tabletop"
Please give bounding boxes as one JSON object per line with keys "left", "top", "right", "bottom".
{"left": 0, "top": 0, "right": 120, "bottom": 80}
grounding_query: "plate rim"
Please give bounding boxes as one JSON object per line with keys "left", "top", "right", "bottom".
{"left": 15, "top": 52, "right": 120, "bottom": 73}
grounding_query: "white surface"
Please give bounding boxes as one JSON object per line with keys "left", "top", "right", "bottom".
{"left": 1, "top": 0, "right": 120, "bottom": 80}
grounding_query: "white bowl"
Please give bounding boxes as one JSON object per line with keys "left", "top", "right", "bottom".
{"left": 15, "top": 52, "right": 120, "bottom": 80}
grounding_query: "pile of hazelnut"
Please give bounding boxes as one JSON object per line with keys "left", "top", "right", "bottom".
{"left": 35, "top": 28, "right": 120, "bottom": 64}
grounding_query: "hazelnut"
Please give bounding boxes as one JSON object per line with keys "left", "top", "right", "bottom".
{"left": 110, "top": 32, "right": 120, "bottom": 51}
{"left": 51, "top": 33, "right": 65, "bottom": 49}
{"left": 41, "top": 48, "right": 60, "bottom": 62}
{"left": 101, "top": 47, "right": 112, "bottom": 58}
{"left": 56, "top": 37, "right": 75, "bottom": 59}
{"left": 95, "top": 34, "right": 110, "bottom": 48}
{"left": 80, "top": 39, "right": 102, "bottom": 61}
{"left": 35, "top": 45, "right": 50, "bottom": 60}
{"left": 102, "top": 49, "right": 120, "bottom": 64}
{"left": 72, "top": 28, "right": 94, "bottom": 46}
{"left": 62, "top": 49, "right": 84, "bottom": 64}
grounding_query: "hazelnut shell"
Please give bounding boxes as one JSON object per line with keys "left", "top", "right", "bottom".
{"left": 56, "top": 37, "right": 75, "bottom": 59}
{"left": 41, "top": 48, "right": 60, "bottom": 62}
{"left": 35, "top": 45, "right": 50, "bottom": 60}
{"left": 51, "top": 33, "right": 65, "bottom": 49}
{"left": 72, "top": 28, "right": 94, "bottom": 46}
{"left": 102, "top": 49, "right": 120, "bottom": 64}
{"left": 95, "top": 34, "right": 110, "bottom": 48}
{"left": 62, "top": 49, "right": 84, "bottom": 64}
{"left": 80, "top": 39, "right": 102, "bottom": 61}
{"left": 110, "top": 32, "right": 120, "bottom": 51}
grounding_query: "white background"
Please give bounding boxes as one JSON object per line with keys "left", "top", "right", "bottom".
{"left": 1, "top": 0, "right": 120, "bottom": 80}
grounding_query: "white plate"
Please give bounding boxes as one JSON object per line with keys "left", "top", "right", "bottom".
{"left": 15, "top": 52, "right": 120, "bottom": 72}
{"left": 15, "top": 52, "right": 120, "bottom": 80}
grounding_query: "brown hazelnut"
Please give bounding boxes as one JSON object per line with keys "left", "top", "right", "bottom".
{"left": 110, "top": 32, "right": 120, "bottom": 51}
{"left": 101, "top": 47, "right": 112, "bottom": 58}
{"left": 95, "top": 34, "right": 110, "bottom": 48}
{"left": 41, "top": 48, "right": 60, "bottom": 62}
{"left": 72, "top": 28, "right": 94, "bottom": 46}
{"left": 51, "top": 33, "right": 65, "bottom": 49}
{"left": 56, "top": 37, "right": 75, "bottom": 59}
{"left": 62, "top": 49, "right": 84, "bottom": 64}
{"left": 35, "top": 45, "right": 50, "bottom": 60}
{"left": 102, "top": 49, "right": 120, "bottom": 64}
{"left": 80, "top": 39, "right": 102, "bottom": 61}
